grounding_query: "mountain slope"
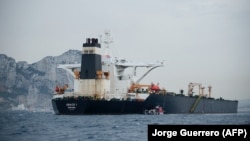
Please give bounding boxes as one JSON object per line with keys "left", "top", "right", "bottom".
{"left": 0, "top": 50, "right": 81, "bottom": 111}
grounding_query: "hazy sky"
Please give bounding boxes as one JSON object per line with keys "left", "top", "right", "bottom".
{"left": 0, "top": 0, "right": 249, "bottom": 100}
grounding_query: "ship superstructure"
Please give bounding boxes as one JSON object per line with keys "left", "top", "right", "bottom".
{"left": 54, "top": 32, "right": 164, "bottom": 101}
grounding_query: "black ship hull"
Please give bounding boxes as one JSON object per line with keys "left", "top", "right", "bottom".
{"left": 52, "top": 93, "right": 238, "bottom": 115}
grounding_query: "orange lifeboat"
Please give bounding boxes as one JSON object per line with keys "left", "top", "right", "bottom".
{"left": 55, "top": 86, "right": 60, "bottom": 93}
{"left": 151, "top": 83, "right": 160, "bottom": 91}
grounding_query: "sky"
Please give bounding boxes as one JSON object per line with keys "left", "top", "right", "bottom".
{"left": 0, "top": 0, "right": 249, "bottom": 100}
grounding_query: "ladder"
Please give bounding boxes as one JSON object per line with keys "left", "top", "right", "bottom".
{"left": 190, "top": 95, "right": 202, "bottom": 113}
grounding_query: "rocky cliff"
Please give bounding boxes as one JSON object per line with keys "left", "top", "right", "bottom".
{"left": 0, "top": 50, "right": 81, "bottom": 111}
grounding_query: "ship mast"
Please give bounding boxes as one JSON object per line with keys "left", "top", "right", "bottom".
{"left": 100, "top": 31, "right": 113, "bottom": 57}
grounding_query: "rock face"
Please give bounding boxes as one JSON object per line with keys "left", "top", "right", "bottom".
{"left": 0, "top": 50, "right": 81, "bottom": 111}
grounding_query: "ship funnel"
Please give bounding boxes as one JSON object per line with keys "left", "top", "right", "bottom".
{"left": 83, "top": 38, "right": 101, "bottom": 47}
{"left": 87, "top": 38, "right": 91, "bottom": 44}
{"left": 81, "top": 37, "right": 102, "bottom": 79}
{"left": 91, "top": 38, "right": 98, "bottom": 44}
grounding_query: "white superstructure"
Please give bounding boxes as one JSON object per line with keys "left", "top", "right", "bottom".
{"left": 54, "top": 32, "right": 164, "bottom": 100}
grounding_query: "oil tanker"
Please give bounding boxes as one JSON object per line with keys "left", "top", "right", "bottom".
{"left": 52, "top": 32, "right": 238, "bottom": 115}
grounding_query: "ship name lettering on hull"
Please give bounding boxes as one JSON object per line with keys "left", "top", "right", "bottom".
{"left": 66, "top": 103, "right": 77, "bottom": 111}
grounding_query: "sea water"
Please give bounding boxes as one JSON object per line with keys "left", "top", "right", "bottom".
{"left": 0, "top": 111, "right": 249, "bottom": 141}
